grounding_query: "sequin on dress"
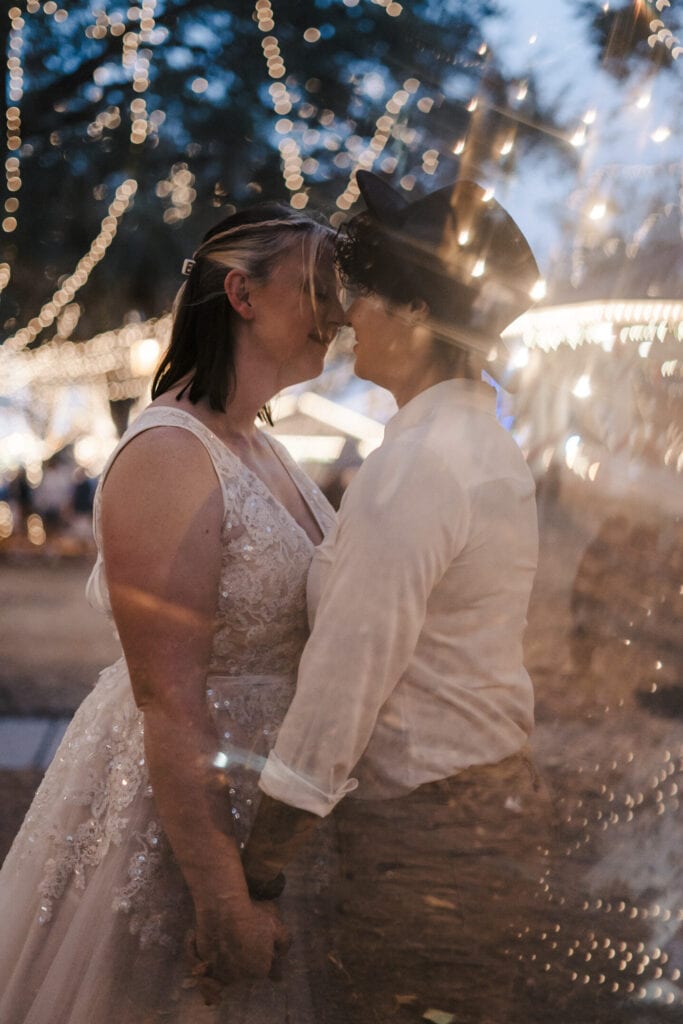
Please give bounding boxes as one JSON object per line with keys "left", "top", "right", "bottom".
{"left": 0, "top": 406, "right": 335, "bottom": 1024}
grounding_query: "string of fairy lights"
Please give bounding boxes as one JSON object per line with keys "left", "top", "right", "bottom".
{"left": 126, "top": 0, "right": 158, "bottom": 144}
{"left": 505, "top": 300, "right": 683, "bottom": 352}
{"left": 0, "top": 314, "right": 170, "bottom": 399}
{"left": 3, "top": 2, "right": 73, "bottom": 273}
{"left": 4, "top": 179, "right": 138, "bottom": 355}
{"left": 2, "top": 5, "right": 27, "bottom": 295}
{"left": 255, "top": 0, "right": 309, "bottom": 209}
{"left": 333, "top": 78, "right": 418, "bottom": 216}
{"left": 83, "top": 0, "right": 159, "bottom": 143}
{"left": 253, "top": 0, "right": 436, "bottom": 217}
{"left": 1, "top": 0, "right": 170, "bottom": 344}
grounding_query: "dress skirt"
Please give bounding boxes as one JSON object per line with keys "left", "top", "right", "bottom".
{"left": 0, "top": 659, "right": 330, "bottom": 1024}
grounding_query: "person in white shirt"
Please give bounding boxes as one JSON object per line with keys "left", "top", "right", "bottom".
{"left": 244, "top": 172, "right": 555, "bottom": 1023}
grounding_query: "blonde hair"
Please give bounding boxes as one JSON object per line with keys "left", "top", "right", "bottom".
{"left": 152, "top": 204, "right": 334, "bottom": 419}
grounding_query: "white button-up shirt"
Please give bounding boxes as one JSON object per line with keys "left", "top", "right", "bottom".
{"left": 259, "top": 378, "right": 539, "bottom": 816}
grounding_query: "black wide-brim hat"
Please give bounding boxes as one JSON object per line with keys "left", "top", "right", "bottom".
{"left": 355, "top": 170, "right": 540, "bottom": 349}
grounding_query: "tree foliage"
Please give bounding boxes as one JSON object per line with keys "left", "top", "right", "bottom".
{"left": 2, "top": 0, "right": 562, "bottom": 343}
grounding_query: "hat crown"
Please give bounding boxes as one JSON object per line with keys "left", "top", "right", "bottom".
{"left": 354, "top": 170, "right": 540, "bottom": 336}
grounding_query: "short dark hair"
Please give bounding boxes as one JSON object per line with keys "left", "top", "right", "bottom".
{"left": 335, "top": 211, "right": 476, "bottom": 331}
{"left": 152, "top": 203, "right": 333, "bottom": 422}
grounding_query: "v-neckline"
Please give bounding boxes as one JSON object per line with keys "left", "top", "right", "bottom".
{"left": 143, "top": 406, "right": 325, "bottom": 546}
{"left": 261, "top": 432, "right": 325, "bottom": 545}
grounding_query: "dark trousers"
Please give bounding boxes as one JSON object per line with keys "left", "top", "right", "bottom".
{"left": 324, "top": 750, "right": 556, "bottom": 1024}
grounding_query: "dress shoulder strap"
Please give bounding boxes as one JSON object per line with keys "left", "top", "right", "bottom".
{"left": 100, "top": 405, "right": 237, "bottom": 489}
{"left": 87, "top": 406, "right": 236, "bottom": 615}
{"left": 92, "top": 406, "right": 240, "bottom": 540}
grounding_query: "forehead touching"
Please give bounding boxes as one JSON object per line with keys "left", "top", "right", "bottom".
{"left": 268, "top": 230, "right": 335, "bottom": 285}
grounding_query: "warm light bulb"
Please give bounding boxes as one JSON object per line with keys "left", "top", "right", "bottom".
{"left": 509, "top": 346, "right": 529, "bottom": 369}
{"left": 651, "top": 126, "right": 671, "bottom": 143}
{"left": 530, "top": 279, "right": 547, "bottom": 301}
{"left": 573, "top": 375, "right": 591, "bottom": 398}
{"left": 130, "top": 337, "right": 161, "bottom": 377}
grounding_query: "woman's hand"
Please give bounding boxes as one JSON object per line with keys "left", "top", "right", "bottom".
{"left": 189, "top": 898, "right": 290, "bottom": 998}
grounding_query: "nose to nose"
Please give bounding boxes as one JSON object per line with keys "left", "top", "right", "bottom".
{"left": 327, "top": 302, "right": 346, "bottom": 332}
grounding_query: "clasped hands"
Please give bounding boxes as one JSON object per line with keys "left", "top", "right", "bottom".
{"left": 183, "top": 794, "right": 318, "bottom": 1005}
{"left": 185, "top": 894, "right": 290, "bottom": 1006}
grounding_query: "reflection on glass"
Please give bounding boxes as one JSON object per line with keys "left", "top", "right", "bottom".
{"left": 0, "top": 0, "right": 681, "bottom": 1021}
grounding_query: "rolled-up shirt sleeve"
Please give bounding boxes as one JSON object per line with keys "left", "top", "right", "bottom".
{"left": 259, "top": 440, "right": 470, "bottom": 816}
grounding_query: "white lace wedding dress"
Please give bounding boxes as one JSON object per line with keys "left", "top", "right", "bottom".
{"left": 0, "top": 406, "right": 336, "bottom": 1024}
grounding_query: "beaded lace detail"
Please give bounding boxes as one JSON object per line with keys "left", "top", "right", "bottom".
{"left": 11, "top": 406, "right": 334, "bottom": 947}
{"left": 111, "top": 819, "right": 186, "bottom": 950}
{"left": 21, "top": 660, "right": 148, "bottom": 925}
{"left": 88, "top": 407, "right": 333, "bottom": 678}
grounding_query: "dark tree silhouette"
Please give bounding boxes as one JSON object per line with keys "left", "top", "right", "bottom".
{"left": 1, "top": 0, "right": 561, "bottom": 343}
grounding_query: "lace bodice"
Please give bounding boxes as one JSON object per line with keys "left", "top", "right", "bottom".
{"left": 87, "top": 405, "right": 335, "bottom": 677}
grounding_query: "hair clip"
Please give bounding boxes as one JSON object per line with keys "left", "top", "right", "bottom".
{"left": 181, "top": 258, "right": 196, "bottom": 277}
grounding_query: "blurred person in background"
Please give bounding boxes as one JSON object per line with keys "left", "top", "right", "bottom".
{"left": 33, "top": 451, "right": 73, "bottom": 539}
{"left": 319, "top": 438, "right": 363, "bottom": 510}
{"left": 245, "top": 171, "right": 553, "bottom": 1024}
{"left": 0, "top": 203, "right": 343, "bottom": 1023}
{"left": 67, "top": 468, "right": 97, "bottom": 554}
{"left": 10, "top": 465, "right": 34, "bottom": 536}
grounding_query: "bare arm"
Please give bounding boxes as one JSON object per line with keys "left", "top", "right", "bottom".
{"left": 101, "top": 427, "right": 287, "bottom": 980}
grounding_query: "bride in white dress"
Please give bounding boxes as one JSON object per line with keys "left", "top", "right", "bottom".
{"left": 0, "top": 204, "right": 342, "bottom": 1023}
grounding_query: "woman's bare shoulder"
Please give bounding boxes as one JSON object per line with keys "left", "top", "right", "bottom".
{"left": 108, "top": 423, "right": 215, "bottom": 478}
{"left": 101, "top": 424, "right": 221, "bottom": 527}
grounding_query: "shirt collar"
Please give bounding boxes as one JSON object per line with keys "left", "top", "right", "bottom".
{"left": 384, "top": 378, "right": 497, "bottom": 442}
